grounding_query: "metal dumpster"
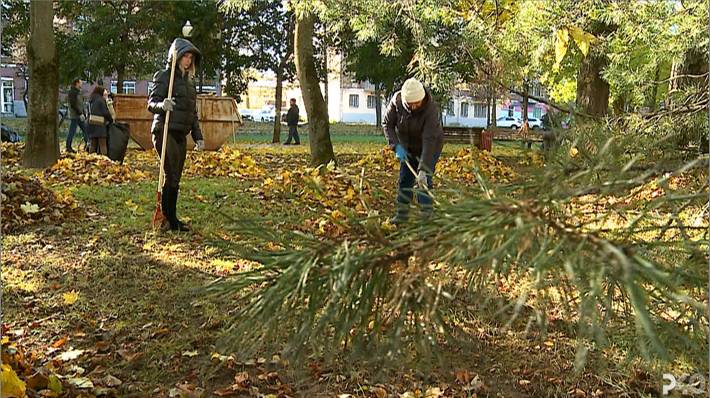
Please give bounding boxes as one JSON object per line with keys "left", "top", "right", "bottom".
{"left": 112, "top": 94, "right": 243, "bottom": 151}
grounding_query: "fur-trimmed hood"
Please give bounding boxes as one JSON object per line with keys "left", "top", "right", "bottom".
{"left": 166, "top": 38, "right": 201, "bottom": 73}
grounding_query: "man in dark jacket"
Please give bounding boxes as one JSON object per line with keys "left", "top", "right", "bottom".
{"left": 284, "top": 98, "right": 300, "bottom": 145}
{"left": 148, "top": 38, "right": 205, "bottom": 232}
{"left": 66, "top": 79, "right": 87, "bottom": 152}
{"left": 383, "top": 78, "right": 444, "bottom": 224}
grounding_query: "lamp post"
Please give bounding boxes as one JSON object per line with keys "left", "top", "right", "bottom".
{"left": 182, "top": 20, "right": 193, "bottom": 38}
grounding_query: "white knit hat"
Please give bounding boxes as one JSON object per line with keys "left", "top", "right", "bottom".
{"left": 401, "top": 78, "right": 425, "bottom": 103}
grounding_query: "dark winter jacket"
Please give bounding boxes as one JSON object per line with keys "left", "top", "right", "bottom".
{"left": 148, "top": 38, "right": 203, "bottom": 142}
{"left": 87, "top": 93, "right": 113, "bottom": 139}
{"left": 286, "top": 104, "right": 299, "bottom": 126}
{"left": 68, "top": 86, "right": 84, "bottom": 119}
{"left": 383, "top": 88, "right": 444, "bottom": 172}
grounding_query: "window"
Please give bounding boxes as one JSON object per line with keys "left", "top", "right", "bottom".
{"left": 1, "top": 78, "right": 13, "bottom": 114}
{"left": 473, "top": 103, "right": 487, "bottom": 118}
{"left": 531, "top": 84, "right": 543, "bottom": 98}
{"left": 533, "top": 108, "right": 542, "bottom": 118}
{"left": 367, "top": 95, "right": 377, "bottom": 109}
{"left": 110, "top": 80, "right": 136, "bottom": 94}
{"left": 446, "top": 100, "right": 455, "bottom": 116}
{"left": 508, "top": 104, "right": 514, "bottom": 117}
{"left": 123, "top": 81, "right": 136, "bottom": 94}
{"left": 460, "top": 102, "right": 469, "bottom": 117}
{"left": 349, "top": 94, "right": 359, "bottom": 108}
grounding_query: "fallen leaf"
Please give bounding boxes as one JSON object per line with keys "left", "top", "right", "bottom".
{"left": 424, "top": 387, "right": 443, "bottom": 398}
{"left": 62, "top": 290, "right": 79, "bottom": 305}
{"left": 1, "top": 364, "right": 26, "bottom": 398}
{"left": 48, "top": 374, "right": 63, "bottom": 393}
{"left": 372, "top": 386, "right": 387, "bottom": 398}
{"left": 20, "top": 202, "right": 40, "bottom": 214}
{"left": 182, "top": 350, "right": 199, "bottom": 358}
{"left": 58, "top": 349, "right": 84, "bottom": 361}
{"left": 66, "top": 377, "right": 94, "bottom": 389}
{"left": 102, "top": 374, "right": 122, "bottom": 387}
{"left": 214, "top": 387, "right": 238, "bottom": 396}
{"left": 51, "top": 336, "right": 68, "bottom": 349}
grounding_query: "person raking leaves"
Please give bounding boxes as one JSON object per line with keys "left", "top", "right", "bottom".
{"left": 149, "top": 38, "right": 205, "bottom": 232}
{"left": 383, "top": 78, "right": 444, "bottom": 225}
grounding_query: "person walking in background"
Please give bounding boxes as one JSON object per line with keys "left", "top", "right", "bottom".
{"left": 86, "top": 86, "right": 113, "bottom": 156}
{"left": 66, "top": 79, "right": 87, "bottom": 153}
{"left": 383, "top": 78, "right": 444, "bottom": 225}
{"left": 148, "top": 38, "right": 205, "bottom": 232}
{"left": 283, "top": 98, "right": 300, "bottom": 145}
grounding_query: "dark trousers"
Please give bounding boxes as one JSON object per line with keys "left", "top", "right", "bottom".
{"left": 66, "top": 118, "right": 87, "bottom": 150}
{"left": 153, "top": 132, "right": 187, "bottom": 226}
{"left": 285, "top": 125, "right": 300, "bottom": 144}
{"left": 89, "top": 137, "right": 108, "bottom": 155}
{"left": 396, "top": 151, "right": 441, "bottom": 218}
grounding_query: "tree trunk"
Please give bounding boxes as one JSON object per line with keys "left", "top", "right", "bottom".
{"left": 272, "top": 63, "right": 284, "bottom": 143}
{"left": 295, "top": 11, "right": 335, "bottom": 166}
{"left": 23, "top": 0, "right": 59, "bottom": 169}
{"left": 20, "top": 65, "right": 30, "bottom": 112}
{"left": 116, "top": 65, "right": 124, "bottom": 94}
{"left": 522, "top": 80, "right": 529, "bottom": 126}
{"left": 490, "top": 97, "right": 497, "bottom": 128}
{"left": 486, "top": 94, "right": 491, "bottom": 127}
{"left": 522, "top": 79, "right": 531, "bottom": 148}
{"left": 645, "top": 65, "right": 660, "bottom": 111}
{"left": 669, "top": 47, "right": 708, "bottom": 104}
{"left": 322, "top": 21, "right": 328, "bottom": 107}
{"left": 576, "top": 53, "right": 610, "bottom": 117}
{"left": 374, "top": 85, "right": 383, "bottom": 127}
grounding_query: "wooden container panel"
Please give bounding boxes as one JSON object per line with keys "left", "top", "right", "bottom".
{"left": 113, "top": 94, "right": 242, "bottom": 151}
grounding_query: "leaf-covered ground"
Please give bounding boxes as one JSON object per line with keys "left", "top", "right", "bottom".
{"left": 2, "top": 140, "right": 705, "bottom": 397}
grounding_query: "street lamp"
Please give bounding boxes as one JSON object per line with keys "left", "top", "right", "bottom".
{"left": 182, "top": 20, "right": 193, "bottom": 38}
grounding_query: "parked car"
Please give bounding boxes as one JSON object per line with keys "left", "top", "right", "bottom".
{"left": 527, "top": 117, "right": 543, "bottom": 130}
{"left": 239, "top": 109, "right": 255, "bottom": 121}
{"left": 496, "top": 116, "right": 521, "bottom": 129}
{"left": 257, "top": 109, "right": 275, "bottom": 122}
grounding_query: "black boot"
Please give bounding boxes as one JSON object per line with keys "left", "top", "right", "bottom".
{"left": 160, "top": 186, "right": 172, "bottom": 230}
{"left": 170, "top": 188, "right": 190, "bottom": 232}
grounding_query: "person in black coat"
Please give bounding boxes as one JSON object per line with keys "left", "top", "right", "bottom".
{"left": 283, "top": 98, "right": 300, "bottom": 145}
{"left": 383, "top": 78, "right": 444, "bottom": 225}
{"left": 148, "top": 38, "right": 204, "bottom": 232}
{"left": 86, "top": 86, "right": 113, "bottom": 156}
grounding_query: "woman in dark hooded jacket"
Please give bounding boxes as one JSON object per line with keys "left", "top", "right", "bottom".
{"left": 148, "top": 38, "right": 205, "bottom": 232}
{"left": 87, "top": 86, "right": 113, "bottom": 155}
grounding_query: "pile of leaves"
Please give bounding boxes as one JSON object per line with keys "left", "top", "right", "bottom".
{"left": 184, "top": 147, "right": 264, "bottom": 179}
{"left": 438, "top": 148, "right": 517, "bottom": 183}
{"left": 1, "top": 171, "right": 82, "bottom": 233}
{"left": 354, "top": 146, "right": 400, "bottom": 173}
{"left": 2, "top": 142, "right": 25, "bottom": 168}
{"left": 254, "top": 162, "right": 373, "bottom": 213}
{"left": 42, "top": 153, "right": 150, "bottom": 185}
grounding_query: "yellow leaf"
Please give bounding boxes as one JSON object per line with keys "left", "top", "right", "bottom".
{"left": 424, "top": 387, "right": 443, "bottom": 398}
{"left": 63, "top": 290, "right": 79, "bottom": 305}
{"left": 569, "top": 26, "right": 595, "bottom": 57}
{"left": 1, "top": 364, "right": 26, "bottom": 398}
{"left": 569, "top": 147, "right": 579, "bottom": 157}
{"left": 48, "top": 374, "right": 63, "bottom": 393}
{"left": 554, "top": 28, "right": 570, "bottom": 70}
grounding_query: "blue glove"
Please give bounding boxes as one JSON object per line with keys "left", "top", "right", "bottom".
{"left": 395, "top": 144, "right": 407, "bottom": 161}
